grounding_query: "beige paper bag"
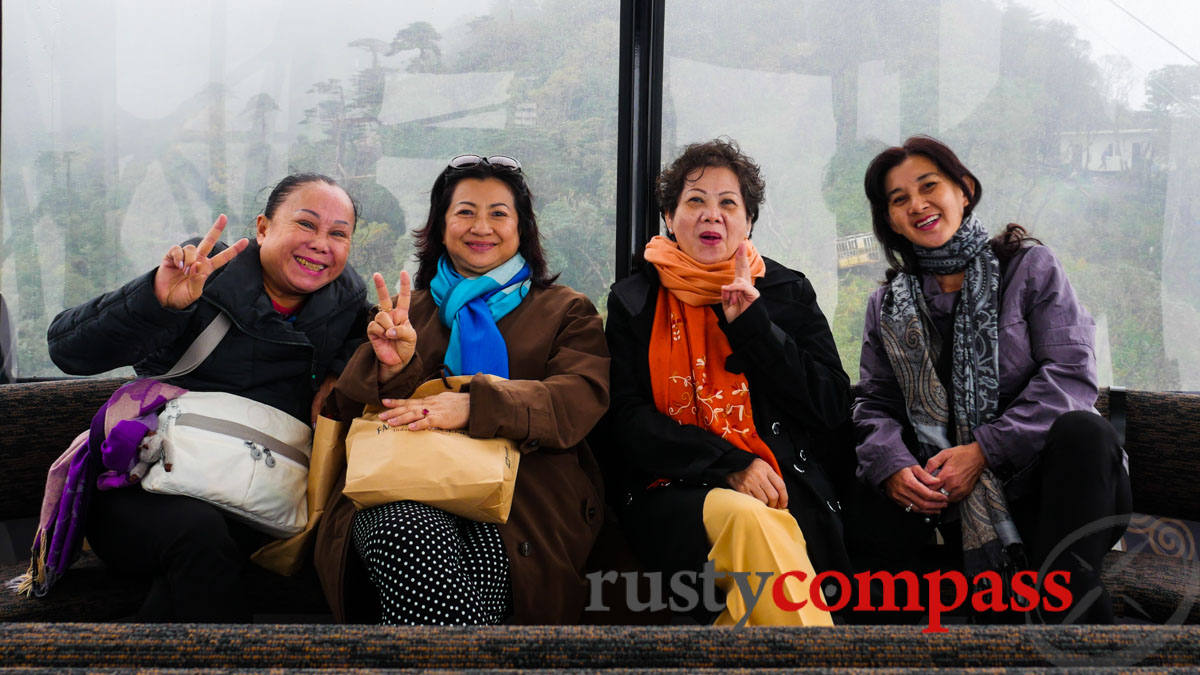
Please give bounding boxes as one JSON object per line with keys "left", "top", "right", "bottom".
{"left": 251, "top": 414, "right": 346, "bottom": 575}
{"left": 342, "top": 375, "right": 519, "bottom": 524}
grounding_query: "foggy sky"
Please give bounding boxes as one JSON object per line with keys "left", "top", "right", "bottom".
{"left": 4, "top": 0, "right": 1195, "bottom": 131}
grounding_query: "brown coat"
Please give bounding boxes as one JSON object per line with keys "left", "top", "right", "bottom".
{"left": 313, "top": 283, "right": 610, "bottom": 624}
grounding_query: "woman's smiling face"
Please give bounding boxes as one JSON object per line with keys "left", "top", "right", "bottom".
{"left": 442, "top": 177, "right": 521, "bottom": 276}
{"left": 255, "top": 181, "right": 354, "bottom": 305}
{"left": 884, "top": 154, "right": 972, "bottom": 249}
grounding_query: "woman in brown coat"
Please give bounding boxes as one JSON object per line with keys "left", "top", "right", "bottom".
{"left": 314, "top": 155, "right": 610, "bottom": 624}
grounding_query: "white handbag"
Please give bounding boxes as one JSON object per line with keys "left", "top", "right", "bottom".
{"left": 139, "top": 313, "right": 313, "bottom": 538}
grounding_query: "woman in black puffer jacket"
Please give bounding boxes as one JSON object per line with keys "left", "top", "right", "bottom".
{"left": 47, "top": 173, "right": 369, "bottom": 621}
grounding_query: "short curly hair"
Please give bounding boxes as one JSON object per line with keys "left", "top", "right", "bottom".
{"left": 656, "top": 137, "right": 766, "bottom": 224}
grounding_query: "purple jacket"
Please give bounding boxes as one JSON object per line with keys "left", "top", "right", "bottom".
{"left": 854, "top": 245, "right": 1098, "bottom": 489}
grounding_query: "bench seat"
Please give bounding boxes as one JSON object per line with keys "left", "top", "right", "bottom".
{"left": 2, "top": 378, "right": 1198, "bottom": 625}
{"left": 0, "top": 551, "right": 330, "bottom": 622}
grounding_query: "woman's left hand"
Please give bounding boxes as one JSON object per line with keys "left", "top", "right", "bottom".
{"left": 378, "top": 392, "right": 470, "bottom": 431}
{"left": 721, "top": 241, "right": 761, "bottom": 322}
{"left": 923, "top": 441, "right": 987, "bottom": 502}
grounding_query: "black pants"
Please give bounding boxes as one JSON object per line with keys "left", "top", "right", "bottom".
{"left": 85, "top": 487, "right": 270, "bottom": 622}
{"left": 843, "top": 411, "right": 1132, "bottom": 624}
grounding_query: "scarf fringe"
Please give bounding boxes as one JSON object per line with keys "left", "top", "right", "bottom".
{"left": 9, "top": 529, "right": 49, "bottom": 597}
{"left": 964, "top": 537, "right": 1026, "bottom": 579}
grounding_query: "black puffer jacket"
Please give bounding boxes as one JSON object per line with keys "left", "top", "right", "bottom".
{"left": 47, "top": 241, "right": 369, "bottom": 422}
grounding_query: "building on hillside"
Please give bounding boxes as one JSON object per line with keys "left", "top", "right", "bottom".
{"left": 1058, "top": 128, "right": 1158, "bottom": 173}
{"left": 836, "top": 232, "right": 882, "bottom": 269}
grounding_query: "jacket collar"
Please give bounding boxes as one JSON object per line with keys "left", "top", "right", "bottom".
{"left": 201, "top": 241, "right": 366, "bottom": 340}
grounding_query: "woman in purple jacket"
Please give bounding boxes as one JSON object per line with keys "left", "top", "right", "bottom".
{"left": 850, "top": 136, "right": 1131, "bottom": 623}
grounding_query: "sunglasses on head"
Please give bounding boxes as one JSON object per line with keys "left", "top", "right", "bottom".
{"left": 446, "top": 154, "right": 522, "bottom": 173}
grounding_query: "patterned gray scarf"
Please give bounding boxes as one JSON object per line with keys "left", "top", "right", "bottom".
{"left": 879, "top": 213, "right": 1024, "bottom": 579}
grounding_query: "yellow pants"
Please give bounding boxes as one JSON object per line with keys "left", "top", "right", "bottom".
{"left": 702, "top": 488, "right": 833, "bottom": 627}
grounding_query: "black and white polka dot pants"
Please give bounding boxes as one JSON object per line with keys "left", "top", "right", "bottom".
{"left": 352, "top": 500, "right": 512, "bottom": 625}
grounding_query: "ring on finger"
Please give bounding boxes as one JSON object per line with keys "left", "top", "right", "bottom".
{"left": 905, "top": 503, "right": 914, "bottom": 513}
{"left": 939, "top": 488, "right": 950, "bottom": 497}
{"left": 421, "top": 408, "right": 430, "bottom": 417}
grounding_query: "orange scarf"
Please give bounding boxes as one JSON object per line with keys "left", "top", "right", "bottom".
{"left": 644, "top": 236, "right": 781, "bottom": 476}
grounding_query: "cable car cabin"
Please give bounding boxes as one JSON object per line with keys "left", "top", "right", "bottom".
{"left": 3, "top": 0, "right": 1200, "bottom": 669}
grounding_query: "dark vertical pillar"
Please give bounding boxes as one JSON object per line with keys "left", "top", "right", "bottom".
{"left": 615, "top": 0, "right": 665, "bottom": 280}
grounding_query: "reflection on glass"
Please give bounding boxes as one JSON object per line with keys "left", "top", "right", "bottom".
{"left": 661, "top": 0, "right": 1200, "bottom": 390}
{"left": 665, "top": 56, "right": 840, "bottom": 314}
{"left": 1161, "top": 115, "right": 1200, "bottom": 390}
{"left": 1, "top": 0, "right": 618, "bottom": 377}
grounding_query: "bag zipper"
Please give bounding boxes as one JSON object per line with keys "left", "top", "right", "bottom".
{"left": 243, "top": 440, "right": 277, "bottom": 468}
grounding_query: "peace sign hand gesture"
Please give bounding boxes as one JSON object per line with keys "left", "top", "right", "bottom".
{"left": 721, "top": 241, "right": 761, "bottom": 322}
{"left": 368, "top": 270, "right": 418, "bottom": 383}
{"left": 153, "top": 215, "right": 249, "bottom": 310}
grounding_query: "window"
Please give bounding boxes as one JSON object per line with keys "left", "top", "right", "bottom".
{"left": 3, "top": 0, "right": 1198, "bottom": 391}
{"left": 1, "top": 0, "right": 619, "bottom": 378}
{"left": 660, "top": 0, "right": 1200, "bottom": 390}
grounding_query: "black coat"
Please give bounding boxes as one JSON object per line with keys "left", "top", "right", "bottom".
{"left": 603, "top": 258, "right": 854, "bottom": 595}
{"left": 47, "top": 240, "right": 369, "bottom": 422}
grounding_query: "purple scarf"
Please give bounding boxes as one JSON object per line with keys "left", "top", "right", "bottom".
{"left": 9, "top": 379, "right": 186, "bottom": 597}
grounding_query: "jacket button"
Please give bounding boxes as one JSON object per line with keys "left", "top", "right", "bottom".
{"left": 792, "top": 462, "right": 806, "bottom": 474}
{"left": 798, "top": 448, "right": 808, "bottom": 462}
{"left": 519, "top": 541, "right": 532, "bottom": 556}
{"left": 826, "top": 500, "right": 838, "bottom": 513}
{"left": 587, "top": 506, "right": 597, "bottom": 520}
{"left": 771, "top": 422, "right": 781, "bottom": 435}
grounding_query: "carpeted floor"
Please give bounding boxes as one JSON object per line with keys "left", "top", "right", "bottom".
{"left": 6, "top": 670, "right": 1200, "bottom": 675}
{"left": 1, "top": 624, "right": 1200, "bottom": 671}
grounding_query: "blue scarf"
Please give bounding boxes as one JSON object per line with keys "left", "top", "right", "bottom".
{"left": 430, "top": 254, "right": 531, "bottom": 378}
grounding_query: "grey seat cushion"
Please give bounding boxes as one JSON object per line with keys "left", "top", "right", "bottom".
{"left": 1103, "top": 548, "right": 1200, "bottom": 624}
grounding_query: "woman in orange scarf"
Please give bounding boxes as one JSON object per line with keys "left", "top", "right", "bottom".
{"left": 604, "top": 139, "right": 853, "bottom": 626}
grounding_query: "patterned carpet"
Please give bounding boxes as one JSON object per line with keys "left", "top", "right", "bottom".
{"left": 1, "top": 624, "right": 1200, "bottom": 670}
{"left": 7, "top": 671, "right": 1200, "bottom": 675}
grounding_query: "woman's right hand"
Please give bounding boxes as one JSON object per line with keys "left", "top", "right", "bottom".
{"left": 720, "top": 241, "right": 761, "bottom": 322}
{"left": 883, "top": 465, "right": 949, "bottom": 515}
{"left": 368, "top": 270, "right": 417, "bottom": 383}
{"left": 154, "top": 214, "right": 249, "bottom": 309}
{"left": 726, "top": 458, "right": 789, "bottom": 509}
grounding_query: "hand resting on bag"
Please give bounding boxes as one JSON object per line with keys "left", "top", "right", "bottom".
{"left": 368, "top": 270, "right": 418, "bottom": 384}
{"left": 379, "top": 391, "right": 470, "bottom": 431}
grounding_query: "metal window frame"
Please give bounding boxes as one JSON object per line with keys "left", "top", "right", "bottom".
{"left": 615, "top": 0, "right": 665, "bottom": 281}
